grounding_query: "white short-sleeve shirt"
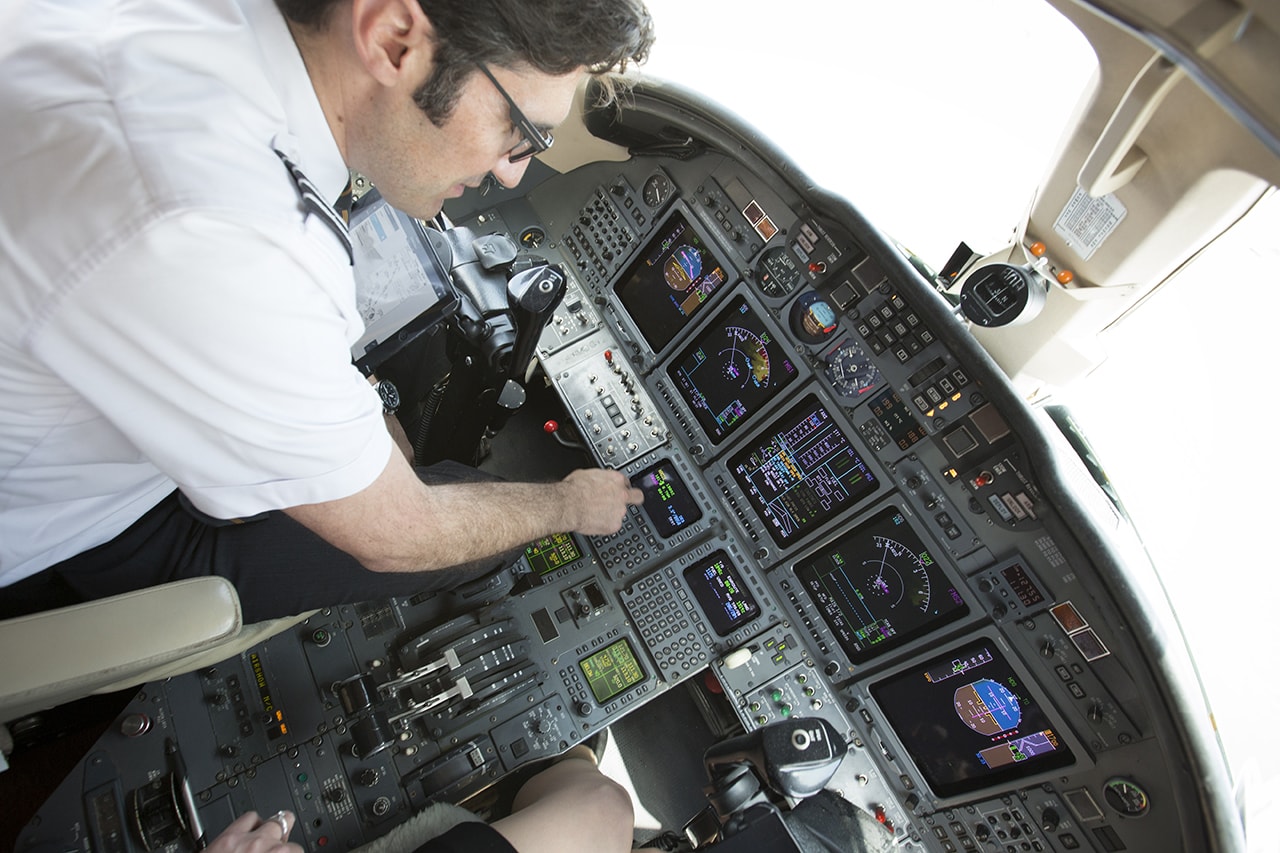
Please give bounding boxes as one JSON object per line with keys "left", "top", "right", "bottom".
{"left": 0, "top": 0, "right": 393, "bottom": 584}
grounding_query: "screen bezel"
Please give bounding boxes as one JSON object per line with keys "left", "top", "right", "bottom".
{"left": 631, "top": 458, "right": 706, "bottom": 539}
{"left": 789, "top": 503, "right": 968, "bottom": 665}
{"left": 719, "top": 385, "right": 880, "bottom": 552}
{"left": 659, "top": 284, "right": 807, "bottom": 452}
{"left": 612, "top": 203, "right": 735, "bottom": 357}
{"left": 867, "top": 632, "right": 1088, "bottom": 804}
{"left": 578, "top": 637, "right": 648, "bottom": 705}
{"left": 682, "top": 549, "right": 761, "bottom": 637}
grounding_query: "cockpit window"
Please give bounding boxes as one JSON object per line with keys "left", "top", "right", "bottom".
{"left": 641, "top": 0, "right": 1098, "bottom": 268}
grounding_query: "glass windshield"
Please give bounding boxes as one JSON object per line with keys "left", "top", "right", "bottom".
{"left": 641, "top": 0, "right": 1097, "bottom": 268}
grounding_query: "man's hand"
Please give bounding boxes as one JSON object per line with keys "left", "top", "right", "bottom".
{"left": 206, "top": 810, "right": 301, "bottom": 853}
{"left": 555, "top": 468, "right": 645, "bottom": 536}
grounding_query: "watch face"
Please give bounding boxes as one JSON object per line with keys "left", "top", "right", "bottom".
{"left": 377, "top": 380, "right": 400, "bottom": 414}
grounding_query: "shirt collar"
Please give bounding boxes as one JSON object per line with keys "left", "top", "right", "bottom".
{"left": 240, "top": 0, "right": 349, "bottom": 208}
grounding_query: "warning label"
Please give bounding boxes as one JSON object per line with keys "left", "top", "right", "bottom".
{"left": 1053, "top": 187, "right": 1127, "bottom": 262}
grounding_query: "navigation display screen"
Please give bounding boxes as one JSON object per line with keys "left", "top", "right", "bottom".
{"left": 870, "top": 639, "right": 1076, "bottom": 798}
{"left": 668, "top": 294, "right": 799, "bottom": 445}
{"left": 683, "top": 550, "right": 760, "bottom": 636}
{"left": 631, "top": 459, "right": 703, "bottom": 538}
{"left": 793, "top": 506, "right": 967, "bottom": 662}
{"left": 728, "top": 393, "right": 877, "bottom": 546}
{"left": 615, "top": 209, "right": 729, "bottom": 352}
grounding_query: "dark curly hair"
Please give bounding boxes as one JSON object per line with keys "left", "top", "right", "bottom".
{"left": 277, "top": 0, "right": 654, "bottom": 126}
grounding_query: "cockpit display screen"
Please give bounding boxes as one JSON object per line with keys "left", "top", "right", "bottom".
{"left": 631, "top": 459, "right": 703, "bottom": 538}
{"left": 579, "top": 637, "right": 647, "bottom": 704}
{"left": 615, "top": 209, "right": 729, "bottom": 352}
{"left": 728, "top": 393, "right": 877, "bottom": 546}
{"left": 793, "top": 506, "right": 966, "bottom": 662}
{"left": 667, "top": 293, "right": 799, "bottom": 445}
{"left": 870, "top": 638, "right": 1076, "bottom": 798}
{"left": 683, "top": 550, "right": 760, "bottom": 636}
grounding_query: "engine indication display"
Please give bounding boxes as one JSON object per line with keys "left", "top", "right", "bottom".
{"left": 615, "top": 209, "right": 729, "bottom": 353}
{"left": 668, "top": 293, "right": 799, "bottom": 445}
{"left": 870, "top": 638, "right": 1076, "bottom": 798}
{"left": 728, "top": 393, "right": 878, "bottom": 546}
{"left": 793, "top": 506, "right": 967, "bottom": 663}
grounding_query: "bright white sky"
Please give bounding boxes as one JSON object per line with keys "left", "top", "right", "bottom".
{"left": 640, "top": 0, "right": 1278, "bottom": 841}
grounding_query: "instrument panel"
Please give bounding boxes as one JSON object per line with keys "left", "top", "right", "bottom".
{"left": 17, "top": 86, "right": 1197, "bottom": 853}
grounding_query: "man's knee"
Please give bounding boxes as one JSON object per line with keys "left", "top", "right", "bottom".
{"left": 585, "top": 772, "right": 636, "bottom": 832}
{"left": 500, "top": 757, "right": 636, "bottom": 852}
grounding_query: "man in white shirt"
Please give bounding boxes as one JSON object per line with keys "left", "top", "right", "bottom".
{"left": 0, "top": 0, "right": 652, "bottom": 621}
{"left": 1, "top": 0, "right": 654, "bottom": 850}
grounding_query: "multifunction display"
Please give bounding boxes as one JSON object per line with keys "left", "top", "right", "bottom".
{"left": 615, "top": 209, "right": 729, "bottom": 352}
{"left": 793, "top": 506, "right": 966, "bottom": 662}
{"left": 631, "top": 459, "right": 703, "bottom": 538}
{"left": 728, "top": 393, "right": 877, "bottom": 546}
{"left": 668, "top": 293, "right": 799, "bottom": 445}
{"left": 579, "top": 638, "right": 647, "bottom": 704}
{"left": 870, "top": 639, "right": 1076, "bottom": 798}
{"left": 682, "top": 550, "right": 760, "bottom": 636}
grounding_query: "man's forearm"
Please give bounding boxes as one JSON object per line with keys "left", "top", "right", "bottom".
{"left": 285, "top": 450, "right": 641, "bottom": 574}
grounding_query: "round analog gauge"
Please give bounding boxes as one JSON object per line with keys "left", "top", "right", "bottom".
{"left": 862, "top": 535, "right": 933, "bottom": 612}
{"left": 642, "top": 173, "right": 673, "bottom": 208}
{"left": 519, "top": 226, "right": 546, "bottom": 250}
{"left": 1104, "top": 778, "right": 1151, "bottom": 817}
{"left": 756, "top": 246, "right": 802, "bottom": 298}
{"left": 823, "top": 338, "right": 881, "bottom": 398}
{"left": 789, "top": 291, "right": 838, "bottom": 343}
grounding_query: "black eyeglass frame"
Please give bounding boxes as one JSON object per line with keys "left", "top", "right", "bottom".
{"left": 476, "top": 63, "right": 555, "bottom": 163}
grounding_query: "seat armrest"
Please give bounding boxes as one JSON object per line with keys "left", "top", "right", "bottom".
{"left": 0, "top": 577, "right": 241, "bottom": 721}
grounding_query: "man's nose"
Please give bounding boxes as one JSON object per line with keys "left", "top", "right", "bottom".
{"left": 489, "top": 156, "right": 532, "bottom": 190}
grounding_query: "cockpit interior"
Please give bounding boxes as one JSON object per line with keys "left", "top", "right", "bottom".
{"left": 3, "top": 0, "right": 1277, "bottom": 851}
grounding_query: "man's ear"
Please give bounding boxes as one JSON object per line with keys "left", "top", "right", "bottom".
{"left": 350, "top": 0, "right": 433, "bottom": 88}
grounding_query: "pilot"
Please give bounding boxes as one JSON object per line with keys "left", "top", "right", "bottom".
{"left": 0, "top": 0, "right": 651, "bottom": 620}
{"left": 1, "top": 0, "right": 652, "bottom": 850}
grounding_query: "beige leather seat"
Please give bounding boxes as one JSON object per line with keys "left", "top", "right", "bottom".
{"left": 0, "top": 578, "right": 315, "bottom": 724}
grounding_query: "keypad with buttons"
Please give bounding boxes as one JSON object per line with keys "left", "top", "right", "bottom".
{"left": 620, "top": 564, "right": 712, "bottom": 683}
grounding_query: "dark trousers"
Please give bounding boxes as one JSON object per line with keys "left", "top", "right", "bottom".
{"left": 0, "top": 462, "right": 522, "bottom": 623}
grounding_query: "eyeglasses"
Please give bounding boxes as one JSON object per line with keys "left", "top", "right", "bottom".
{"left": 476, "top": 63, "right": 555, "bottom": 163}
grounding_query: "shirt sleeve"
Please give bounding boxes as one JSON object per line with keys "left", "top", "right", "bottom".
{"left": 31, "top": 208, "right": 393, "bottom": 519}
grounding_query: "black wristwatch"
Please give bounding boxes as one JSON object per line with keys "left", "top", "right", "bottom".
{"left": 376, "top": 379, "right": 400, "bottom": 415}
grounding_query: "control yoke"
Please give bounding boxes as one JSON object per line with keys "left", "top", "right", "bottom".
{"left": 683, "top": 718, "right": 848, "bottom": 849}
{"left": 418, "top": 226, "right": 566, "bottom": 465}
{"left": 439, "top": 226, "right": 566, "bottom": 383}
